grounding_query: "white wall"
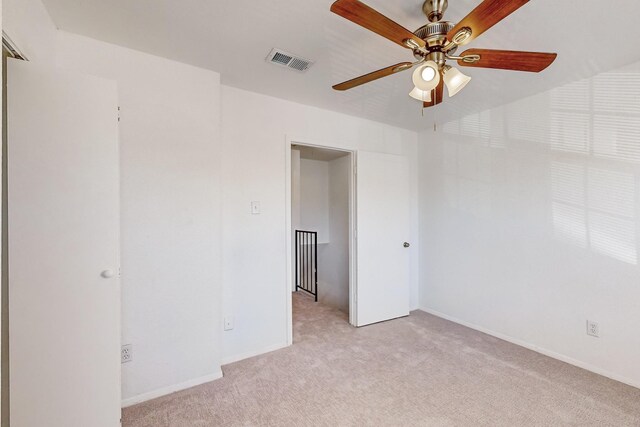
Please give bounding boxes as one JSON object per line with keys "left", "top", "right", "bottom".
{"left": 290, "top": 148, "right": 301, "bottom": 292}
{"left": 300, "top": 159, "right": 329, "bottom": 243}
{"left": 319, "top": 155, "right": 350, "bottom": 313}
{"left": 221, "top": 85, "right": 419, "bottom": 363}
{"left": 56, "top": 32, "right": 223, "bottom": 404}
{"left": 419, "top": 59, "right": 640, "bottom": 388}
{"left": 291, "top": 149, "right": 301, "bottom": 232}
{"left": 3, "top": 0, "right": 57, "bottom": 64}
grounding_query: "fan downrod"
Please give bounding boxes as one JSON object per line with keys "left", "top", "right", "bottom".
{"left": 422, "top": 0, "right": 448, "bottom": 22}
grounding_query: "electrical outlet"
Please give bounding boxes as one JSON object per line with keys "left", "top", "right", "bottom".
{"left": 586, "top": 320, "right": 599, "bottom": 338}
{"left": 121, "top": 344, "right": 133, "bottom": 363}
{"left": 224, "top": 316, "right": 234, "bottom": 331}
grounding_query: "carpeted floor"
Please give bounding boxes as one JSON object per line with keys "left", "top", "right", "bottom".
{"left": 123, "top": 292, "right": 640, "bottom": 426}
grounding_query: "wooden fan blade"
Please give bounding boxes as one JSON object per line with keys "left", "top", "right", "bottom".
{"left": 447, "top": 0, "right": 529, "bottom": 46}
{"left": 331, "top": 0, "right": 425, "bottom": 49}
{"left": 333, "top": 62, "right": 413, "bottom": 91}
{"left": 458, "top": 49, "right": 557, "bottom": 72}
{"left": 423, "top": 72, "right": 444, "bottom": 108}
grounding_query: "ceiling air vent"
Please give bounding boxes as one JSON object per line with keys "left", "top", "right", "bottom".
{"left": 266, "top": 48, "right": 314, "bottom": 73}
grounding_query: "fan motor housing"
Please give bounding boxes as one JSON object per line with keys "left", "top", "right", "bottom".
{"left": 412, "top": 21, "right": 456, "bottom": 60}
{"left": 422, "top": 0, "right": 448, "bottom": 22}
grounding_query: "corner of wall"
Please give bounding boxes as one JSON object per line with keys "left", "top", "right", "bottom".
{"left": 3, "top": 0, "right": 58, "bottom": 64}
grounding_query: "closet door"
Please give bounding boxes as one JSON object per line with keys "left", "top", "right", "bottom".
{"left": 8, "top": 59, "right": 121, "bottom": 427}
{"left": 356, "top": 151, "right": 411, "bottom": 326}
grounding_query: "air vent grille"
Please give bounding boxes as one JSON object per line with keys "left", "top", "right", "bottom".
{"left": 289, "top": 58, "right": 311, "bottom": 72}
{"left": 272, "top": 52, "right": 293, "bottom": 65}
{"left": 266, "top": 48, "right": 314, "bottom": 73}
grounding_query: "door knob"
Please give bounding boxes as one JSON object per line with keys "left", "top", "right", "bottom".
{"left": 101, "top": 269, "right": 115, "bottom": 279}
{"left": 403, "top": 242, "right": 410, "bottom": 248}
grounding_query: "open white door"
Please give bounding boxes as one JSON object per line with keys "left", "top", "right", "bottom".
{"left": 8, "top": 60, "right": 121, "bottom": 426}
{"left": 356, "top": 151, "right": 411, "bottom": 327}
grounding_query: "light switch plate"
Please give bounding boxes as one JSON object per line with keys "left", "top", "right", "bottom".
{"left": 224, "top": 316, "right": 234, "bottom": 331}
{"left": 251, "top": 201, "right": 261, "bottom": 215}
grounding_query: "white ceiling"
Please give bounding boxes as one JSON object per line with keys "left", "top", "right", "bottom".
{"left": 41, "top": 0, "right": 640, "bottom": 131}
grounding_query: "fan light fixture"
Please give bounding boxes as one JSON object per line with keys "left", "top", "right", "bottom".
{"left": 443, "top": 66, "right": 471, "bottom": 97}
{"left": 412, "top": 61, "right": 440, "bottom": 91}
{"left": 330, "top": 0, "right": 558, "bottom": 109}
{"left": 409, "top": 86, "right": 432, "bottom": 102}
{"left": 421, "top": 66, "right": 436, "bottom": 82}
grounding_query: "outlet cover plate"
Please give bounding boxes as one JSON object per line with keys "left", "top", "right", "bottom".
{"left": 121, "top": 344, "right": 133, "bottom": 363}
{"left": 587, "top": 320, "right": 599, "bottom": 337}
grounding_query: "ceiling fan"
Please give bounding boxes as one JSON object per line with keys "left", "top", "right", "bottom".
{"left": 330, "top": 0, "right": 557, "bottom": 108}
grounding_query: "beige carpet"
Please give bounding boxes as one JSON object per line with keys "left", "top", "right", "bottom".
{"left": 123, "top": 293, "right": 640, "bottom": 426}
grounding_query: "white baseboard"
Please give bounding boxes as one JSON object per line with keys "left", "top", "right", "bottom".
{"left": 122, "top": 342, "right": 291, "bottom": 407}
{"left": 419, "top": 307, "right": 640, "bottom": 390}
{"left": 222, "top": 341, "right": 289, "bottom": 366}
{"left": 121, "top": 370, "right": 223, "bottom": 408}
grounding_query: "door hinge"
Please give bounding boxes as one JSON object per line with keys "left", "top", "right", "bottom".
{"left": 118, "top": 106, "right": 121, "bottom": 122}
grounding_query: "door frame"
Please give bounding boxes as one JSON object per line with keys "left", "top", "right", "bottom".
{"left": 1, "top": 32, "right": 28, "bottom": 427}
{"left": 284, "top": 135, "right": 358, "bottom": 344}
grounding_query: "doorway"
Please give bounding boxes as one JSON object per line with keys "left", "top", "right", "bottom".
{"left": 285, "top": 139, "right": 414, "bottom": 341}
{"left": 293, "top": 145, "right": 352, "bottom": 312}
{"left": 285, "top": 141, "right": 356, "bottom": 343}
